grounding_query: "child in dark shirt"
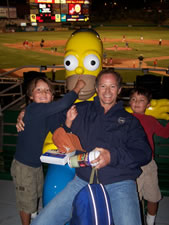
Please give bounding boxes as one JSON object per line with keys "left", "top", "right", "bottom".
{"left": 129, "top": 87, "right": 169, "bottom": 225}
{"left": 11, "top": 76, "right": 85, "bottom": 225}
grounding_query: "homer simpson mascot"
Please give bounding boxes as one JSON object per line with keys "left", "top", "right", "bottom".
{"left": 64, "top": 29, "right": 103, "bottom": 101}
{"left": 42, "top": 28, "right": 169, "bottom": 210}
{"left": 42, "top": 29, "right": 103, "bottom": 207}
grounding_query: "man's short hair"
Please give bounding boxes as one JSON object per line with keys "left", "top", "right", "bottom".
{"left": 130, "top": 87, "right": 152, "bottom": 103}
{"left": 95, "top": 69, "right": 122, "bottom": 88}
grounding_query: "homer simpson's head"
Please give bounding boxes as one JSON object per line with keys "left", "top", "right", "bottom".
{"left": 64, "top": 29, "right": 103, "bottom": 100}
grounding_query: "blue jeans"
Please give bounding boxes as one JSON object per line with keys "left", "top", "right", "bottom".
{"left": 31, "top": 176, "right": 142, "bottom": 225}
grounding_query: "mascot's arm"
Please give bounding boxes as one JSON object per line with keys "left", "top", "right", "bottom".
{"left": 126, "top": 99, "right": 169, "bottom": 120}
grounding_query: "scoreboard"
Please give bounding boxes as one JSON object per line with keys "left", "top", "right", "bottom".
{"left": 29, "top": 0, "right": 90, "bottom": 23}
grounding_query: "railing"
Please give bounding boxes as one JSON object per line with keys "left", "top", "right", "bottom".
{"left": 1, "top": 64, "right": 169, "bottom": 78}
{"left": 0, "top": 77, "right": 25, "bottom": 112}
{"left": 0, "top": 78, "right": 67, "bottom": 112}
{"left": 1, "top": 65, "right": 169, "bottom": 112}
{"left": 0, "top": 65, "right": 65, "bottom": 77}
{"left": 0, "top": 65, "right": 169, "bottom": 161}
{"left": 0, "top": 65, "right": 67, "bottom": 112}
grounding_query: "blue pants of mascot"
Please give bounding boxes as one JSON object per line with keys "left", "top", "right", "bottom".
{"left": 43, "top": 164, "right": 75, "bottom": 225}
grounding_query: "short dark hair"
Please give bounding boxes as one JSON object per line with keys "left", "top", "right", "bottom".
{"left": 26, "top": 77, "right": 55, "bottom": 98}
{"left": 130, "top": 87, "right": 152, "bottom": 103}
{"left": 95, "top": 69, "right": 122, "bottom": 89}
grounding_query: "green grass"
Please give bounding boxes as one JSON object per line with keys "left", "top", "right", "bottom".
{"left": 0, "top": 31, "right": 72, "bottom": 43}
{"left": 103, "top": 41, "right": 169, "bottom": 59}
{"left": 1, "top": 26, "right": 169, "bottom": 82}
{"left": 96, "top": 26, "right": 169, "bottom": 40}
{"left": 0, "top": 46, "right": 64, "bottom": 68}
{"left": 146, "top": 59, "right": 169, "bottom": 68}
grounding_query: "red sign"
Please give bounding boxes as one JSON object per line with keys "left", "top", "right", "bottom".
{"left": 69, "top": 4, "right": 81, "bottom": 15}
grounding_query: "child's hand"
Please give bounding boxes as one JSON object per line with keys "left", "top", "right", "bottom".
{"left": 66, "top": 105, "right": 78, "bottom": 128}
{"left": 67, "top": 105, "right": 77, "bottom": 121}
{"left": 16, "top": 110, "right": 25, "bottom": 132}
{"left": 73, "top": 77, "right": 86, "bottom": 94}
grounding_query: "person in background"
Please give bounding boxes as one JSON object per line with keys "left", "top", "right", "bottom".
{"left": 129, "top": 87, "right": 169, "bottom": 225}
{"left": 125, "top": 41, "right": 129, "bottom": 49}
{"left": 140, "top": 36, "right": 144, "bottom": 41}
{"left": 122, "top": 34, "right": 126, "bottom": 42}
{"left": 109, "top": 57, "right": 113, "bottom": 65}
{"left": 138, "top": 55, "right": 144, "bottom": 68}
{"left": 30, "top": 69, "right": 152, "bottom": 225}
{"left": 40, "top": 39, "right": 44, "bottom": 48}
{"left": 159, "top": 39, "right": 162, "bottom": 46}
{"left": 11, "top": 76, "right": 85, "bottom": 225}
{"left": 153, "top": 59, "right": 158, "bottom": 68}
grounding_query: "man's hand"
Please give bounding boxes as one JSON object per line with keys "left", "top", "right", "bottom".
{"left": 16, "top": 110, "right": 25, "bottom": 132}
{"left": 90, "top": 147, "right": 111, "bottom": 169}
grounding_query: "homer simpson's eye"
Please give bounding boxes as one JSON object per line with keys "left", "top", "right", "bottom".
{"left": 83, "top": 54, "right": 100, "bottom": 71}
{"left": 64, "top": 55, "right": 78, "bottom": 71}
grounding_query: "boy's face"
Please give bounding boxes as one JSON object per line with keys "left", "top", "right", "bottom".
{"left": 30, "top": 80, "right": 53, "bottom": 103}
{"left": 130, "top": 92, "right": 150, "bottom": 114}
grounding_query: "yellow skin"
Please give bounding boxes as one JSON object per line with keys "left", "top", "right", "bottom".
{"left": 64, "top": 30, "right": 103, "bottom": 100}
{"left": 65, "top": 31, "right": 103, "bottom": 78}
{"left": 125, "top": 98, "right": 169, "bottom": 120}
{"left": 43, "top": 132, "right": 57, "bottom": 153}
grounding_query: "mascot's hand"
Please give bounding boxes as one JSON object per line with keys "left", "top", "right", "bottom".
{"left": 145, "top": 99, "right": 169, "bottom": 120}
{"left": 42, "top": 131, "right": 57, "bottom": 154}
{"left": 125, "top": 99, "right": 169, "bottom": 120}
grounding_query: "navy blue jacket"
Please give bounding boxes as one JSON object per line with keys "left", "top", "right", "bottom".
{"left": 71, "top": 96, "right": 152, "bottom": 185}
{"left": 15, "top": 91, "right": 77, "bottom": 168}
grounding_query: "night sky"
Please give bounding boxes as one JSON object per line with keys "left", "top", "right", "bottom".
{"left": 92, "top": 0, "right": 169, "bottom": 9}
{"left": 1, "top": 0, "right": 169, "bottom": 19}
{"left": 1, "top": 0, "right": 168, "bottom": 9}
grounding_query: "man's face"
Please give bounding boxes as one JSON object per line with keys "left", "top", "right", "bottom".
{"left": 96, "top": 73, "right": 121, "bottom": 110}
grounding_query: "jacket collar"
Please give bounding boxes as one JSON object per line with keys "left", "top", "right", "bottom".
{"left": 93, "top": 96, "right": 123, "bottom": 114}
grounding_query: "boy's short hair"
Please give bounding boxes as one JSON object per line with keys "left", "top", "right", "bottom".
{"left": 95, "top": 68, "right": 122, "bottom": 89}
{"left": 130, "top": 87, "right": 152, "bottom": 103}
{"left": 26, "top": 77, "right": 55, "bottom": 98}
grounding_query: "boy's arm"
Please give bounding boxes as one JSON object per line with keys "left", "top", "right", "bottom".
{"left": 72, "top": 79, "right": 86, "bottom": 95}
{"left": 16, "top": 79, "right": 86, "bottom": 132}
{"left": 37, "top": 78, "right": 86, "bottom": 117}
{"left": 154, "top": 119, "right": 169, "bottom": 138}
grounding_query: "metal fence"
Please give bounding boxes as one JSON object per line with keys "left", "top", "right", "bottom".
{"left": 0, "top": 65, "right": 169, "bottom": 153}
{"left": 1, "top": 65, "right": 169, "bottom": 112}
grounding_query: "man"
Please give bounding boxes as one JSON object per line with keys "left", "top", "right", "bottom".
{"left": 138, "top": 55, "right": 144, "bottom": 68}
{"left": 31, "top": 68, "right": 152, "bottom": 225}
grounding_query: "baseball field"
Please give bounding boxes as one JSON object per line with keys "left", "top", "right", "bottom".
{"left": 1, "top": 26, "right": 169, "bottom": 82}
